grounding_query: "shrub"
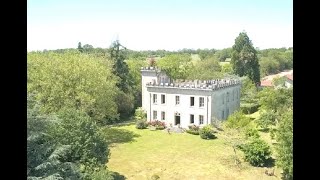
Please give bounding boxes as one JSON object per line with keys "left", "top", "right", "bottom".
{"left": 256, "top": 110, "right": 276, "bottom": 129}
{"left": 186, "top": 124, "right": 200, "bottom": 135}
{"left": 225, "top": 111, "right": 251, "bottom": 129}
{"left": 188, "top": 124, "right": 200, "bottom": 131}
{"left": 186, "top": 129, "right": 200, "bottom": 135}
{"left": 151, "top": 174, "right": 160, "bottom": 180}
{"left": 136, "top": 120, "right": 148, "bottom": 129}
{"left": 134, "top": 107, "right": 147, "bottom": 121}
{"left": 199, "top": 125, "right": 216, "bottom": 139}
{"left": 148, "top": 120, "right": 166, "bottom": 130}
{"left": 240, "top": 103, "right": 259, "bottom": 114}
{"left": 270, "top": 128, "right": 277, "bottom": 140}
{"left": 245, "top": 128, "right": 260, "bottom": 139}
{"left": 241, "top": 138, "right": 272, "bottom": 167}
{"left": 156, "top": 126, "right": 165, "bottom": 130}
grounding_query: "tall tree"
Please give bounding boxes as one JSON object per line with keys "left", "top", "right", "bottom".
{"left": 108, "top": 40, "right": 133, "bottom": 93}
{"left": 108, "top": 40, "right": 135, "bottom": 117}
{"left": 231, "top": 32, "right": 260, "bottom": 85}
{"left": 77, "top": 42, "right": 83, "bottom": 53}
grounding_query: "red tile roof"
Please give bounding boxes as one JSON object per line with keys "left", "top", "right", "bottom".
{"left": 260, "top": 80, "right": 273, "bottom": 87}
{"left": 286, "top": 74, "right": 293, "bottom": 80}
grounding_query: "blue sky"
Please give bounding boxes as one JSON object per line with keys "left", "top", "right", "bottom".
{"left": 27, "top": 0, "right": 292, "bottom": 51}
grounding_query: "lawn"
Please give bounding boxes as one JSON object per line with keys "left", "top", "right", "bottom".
{"left": 104, "top": 124, "right": 281, "bottom": 180}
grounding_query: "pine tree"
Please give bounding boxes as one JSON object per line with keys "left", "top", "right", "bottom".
{"left": 77, "top": 42, "right": 83, "bottom": 53}
{"left": 108, "top": 40, "right": 133, "bottom": 93}
{"left": 231, "top": 32, "right": 260, "bottom": 85}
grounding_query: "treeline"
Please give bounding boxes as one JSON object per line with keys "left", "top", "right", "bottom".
{"left": 258, "top": 48, "right": 293, "bottom": 77}
{"left": 43, "top": 43, "right": 292, "bottom": 79}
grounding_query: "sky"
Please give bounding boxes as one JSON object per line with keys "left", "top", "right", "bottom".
{"left": 27, "top": 0, "right": 293, "bottom": 51}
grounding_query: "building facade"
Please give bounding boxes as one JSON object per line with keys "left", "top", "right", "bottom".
{"left": 141, "top": 67, "right": 241, "bottom": 128}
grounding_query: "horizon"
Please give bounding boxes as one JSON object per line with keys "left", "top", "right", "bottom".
{"left": 27, "top": 0, "right": 292, "bottom": 52}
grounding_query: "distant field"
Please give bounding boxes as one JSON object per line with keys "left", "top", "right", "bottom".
{"left": 105, "top": 124, "right": 280, "bottom": 180}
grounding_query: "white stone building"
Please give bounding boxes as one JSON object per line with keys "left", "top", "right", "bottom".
{"left": 141, "top": 67, "right": 241, "bottom": 128}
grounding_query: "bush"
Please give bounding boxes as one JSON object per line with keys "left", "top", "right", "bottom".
{"left": 199, "top": 125, "right": 216, "bottom": 139}
{"left": 256, "top": 110, "right": 276, "bottom": 129}
{"left": 270, "top": 128, "right": 277, "bottom": 140}
{"left": 136, "top": 120, "right": 148, "bottom": 129}
{"left": 148, "top": 120, "right": 166, "bottom": 130}
{"left": 134, "top": 107, "right": 147, "bottom": 121}
{"left": 151, "top": 174, "right": 160, "bottom": 180}
{"left": 186, "top": 124, "right": 200, "bottom": 135}
{"left": 241, "top": 138, "right": 272, "bottom": 167}
{"left": 225, "top": 111, "right": 251, "bottom": 129}
{"left": 156, "top": 126, "right": 165, "bottom": 130}
{"left": 245, "top": 128, "right": 260, "bottom": 139}
{"left": 188, "top": 124, "right": 200, "bottom": 131}
{"left": 240, "top": 103, "right": 259, "bottom": 114}
{"left": 186, "top": 129, "right": 200, "bottom": 135}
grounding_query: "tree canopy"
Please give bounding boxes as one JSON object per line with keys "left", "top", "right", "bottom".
{"left": 27, "top": 50, "right": 119, "bottom": 122}
{"left": 157, "top": 54, "right": 193, "bottom": 79}
{"left": 231, "top": 32, "right": 260, "bottom": 85}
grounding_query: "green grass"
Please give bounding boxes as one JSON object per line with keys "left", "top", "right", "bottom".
{"left": 246, "top": 111, "right": 261, "bottom": 120}
{"left": 104, "top": 124, "right": 280, "bottom": 180}
{"left": 219, "top": 61, "right": 230, "bottom": 66}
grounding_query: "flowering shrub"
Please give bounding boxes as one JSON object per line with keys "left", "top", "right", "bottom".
{"left": 148, "top": 120, "right": 166, "bottom": 130}
{"left": 186, "top": 124, "right": 200, "bottom": 135}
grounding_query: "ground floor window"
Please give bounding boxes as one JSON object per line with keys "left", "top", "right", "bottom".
{"left": 190, "top": 114, "right": 194, "bottom": 123}
{"left": 161, "top": 111, "right": 165, "bottom": 120}
{"left": 222, "top": 110, "right": 224, "bottom": 119}
{"left": 199, "top": 115, "right": 204, "bottom": 124}
{"left": 153, "top": 110, "right": 157, "bottom": 120}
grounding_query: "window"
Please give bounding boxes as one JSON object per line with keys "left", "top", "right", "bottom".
{"left": 227, "top": 92, "right": 229, "bottom": 102}
{"left": 199, "top": 97, "right": 204, "bottom": 107}
{"left": 226, "top": 108, "right": 229, "bottom": 117}
{"left": 222, "top": 110, "right": 224, "bottom": 119}
{"left": 153, "top": 94, "right": 157, "bottom": 104}
{"left": 161, "top": 94, "right": 165, "bottom": 104}
{"left": 190, "top": 97, "right": 195, "bottom": 106}
{"left": 233, "top": 90, "right": 235, "bottom": 101}
{"left": 190, "top": 114, "right": 194, "bottom": 123}
{"left": 161, "top": 111, "right": 165, "bottom": 120}
{"left": 199, "top": 115, "right": 204, "bottom": 124}
{"left": 222, "top": 94, "right": 225, "bottom": 104}
{"left": 153, "top": 110, "right": 157, "bottom": 120}
{"left": 175, "top": 96, "right": 180, "bottom": 105}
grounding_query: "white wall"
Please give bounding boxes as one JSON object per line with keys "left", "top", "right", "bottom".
{"left": 141, "top": 70, "right": 158, "bottom": 111}
{"left": 146, "top": 87, "right": 213, "bottom": 128}
{"left": 141, "top": 68, "right": 241, "bottom": 129}
{"left": 211, "top": 85, "right": 241, "bottom": 121}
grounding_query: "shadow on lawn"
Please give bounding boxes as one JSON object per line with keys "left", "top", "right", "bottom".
{"left": 101, "top": 127, "right": 140, "bottom": 145}
{"left": 264, "top": 157, "right": 276, "bottom": 168}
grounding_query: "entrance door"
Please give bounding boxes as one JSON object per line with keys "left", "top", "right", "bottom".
{"left": 175, "top": 115, "right": 181, "bottom": 125}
